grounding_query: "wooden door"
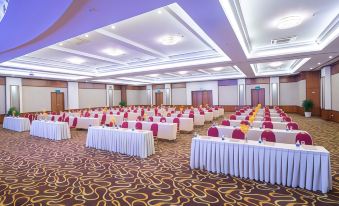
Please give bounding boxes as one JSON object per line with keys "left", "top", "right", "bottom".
{"left": 202, "top": 90, "right": 213, "bottom": 106}
{"left": 192, "top": 90, "right": 213, "bottom": 107}
{"left": 251, "top": 88, "right": 265, "bottom": 107}
{"left": 51, "top": 92, "right": 65, "bottom": 113}
{"left": 155, "top": 92, "right": 163, "bottom": 106}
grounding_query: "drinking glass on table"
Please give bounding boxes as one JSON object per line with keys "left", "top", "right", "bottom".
{"left": 262, "top": 138, "right": 266, "bottom": 144}
{"left": 301, "top": 141, "right": 305, "bottom": 145}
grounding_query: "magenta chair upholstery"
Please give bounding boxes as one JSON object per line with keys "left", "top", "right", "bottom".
{"left": 148, "top": 116, "right": 154, "bottom": 122}
{"left": 167, "top": 113, "right": 171, "bottom": 117}
{"left": 94, "top": 114, "right": 99, "bottom": 118}
{"left": 240, "top": 120, "right": 250, "bottom": 126}
{"left": 249, "top": 112, "right": 253, "bottom": 115}
{"left": 51, "top": 116, "right": 55, "bottom": 121}
{"left": 64, "top": 116, "right": 69, "bottom": 123}
{"left": 117, "top": 111, "right": 120, "bottom": 115}
{"left": 221, "top": 120, "right": 230, "bottom": 126}
{"left": 261, "top": 130, "right": 276, "bottom": 142}
{"left": 232, "top": 129, "right": 245, "bottom": 140}
{"left": 235, "top": 111, "right": 241, "bottom": 116}
{"left": 141, "top": 110, "right": 145, "bottom": 116}
{"left": 57, "top": 116, "right": 63, "bottom": 122}
{"left": 121, "top": 122, "right": 128, "bottom": 128}
{"left": 264, "top": 117, "right": 271, "bottom": 121}
{"left": 245, "top": 116, "right": 250, "bottom": 120}
{"left": 280, "top": 113, "right": 287, "bottom": 117}
{"left": 151, "top": 123, "right": 158, "bottom": 137}
{"left": 296, "top": 132, "right": 313, "bottom": 145}
{"left": 135, "top": 122, "right": 142, "bottom": 130}
{"left": 177, "top": 113, "right": 183, "bottom": 117}
{"left": 124, "top": 112, "right": 128, "bottom": 119}
{"left": 160, "top": 117, "right": 166, "bottom": 123}
{"left": 101, "top": 114, "right": 107, "bottom": 125}
{"left": 70, "top": 117, "right": 77, "bottom": 129}
{"left": 200, "top": 111, "right": 205, "bottom": 115}
{"left": 207, "top": 127, "right": 219, "bottom": 137}
{"left": 240, "top": 109, "right": 245, "bottom": 113}
{"left": 230, "top": 115, "right": 236, "bottom": 120}
{"left": 188, "top": 113, "right": 194, "bottom": 118}
{"left": 283, "top": 116, "right": 292, "bottom": 122}
{"left": 262, "top": 121, "right": 273, "bottom": 129}
{"left": 173, "top": 117, "right": 180, "bottom": 130}
{"left": 208, "top": 109, "right": 213, "bottom": 112}
{"left": 287, "top": 122, "right": 299, "bottom": 130}
{"left": 137, "top": 116, "right": 142, "bottom": 121}
{"left": 110, "top": 111, "right": 113, "bottom": 115}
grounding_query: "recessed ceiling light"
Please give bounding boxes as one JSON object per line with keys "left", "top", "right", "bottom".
{"left": 111, "top": 25, "right": 116, "bottom": 29}
{"left": 329, "top": 56, "right": 333, "bottom": 59}
{"left": 318, "top": 62, "right": 321, "bottom": 65}
{"left": 158, "top": 34, "right": 183, "bottom": 46}
{"left": 58, "top": 43, "right": 63, "bottom": 46}
{"left": 212, "top": 67, "right": 224, "bottom": 71}
{"left": 269, "top": 61, "right": 283, "bottom": 67}
{"left": 178, "top": 71, "right": 188, "bottom": 75}
{"left": 277, "top": 16, "right": 303, "bottom": 29}
{"left": 85, "top": 34, "right": 89, "bottom": 38}
{"left": 157, "top": 10, "right": 162, "bottom": 14}
{"left": 148, "top": 74, "right": 159, "bottom": 77}
{"left": 67, "top": 57, "right": 86, "bottom": 64}
{"left": 310, "top": 67, "right": 313, "bottom": 70}
{"left": 102, "top": 48, "right": 125, "bottom": 56}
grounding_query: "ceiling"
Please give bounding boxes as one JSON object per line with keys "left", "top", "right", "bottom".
{"left": 0, "top": 0, "right": 338, "bottom": 85}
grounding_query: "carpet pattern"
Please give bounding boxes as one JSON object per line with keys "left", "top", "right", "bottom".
{"left": 0, "top": 113, "right": 338, "bottom": 206}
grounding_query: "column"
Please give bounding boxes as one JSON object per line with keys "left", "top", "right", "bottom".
{"left": 68, "top": 82, "right": 79, "bottom": 109}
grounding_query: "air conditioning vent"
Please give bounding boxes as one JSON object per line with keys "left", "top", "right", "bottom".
{"left": 271, "top": 36, "right": 297, "bottom": 45}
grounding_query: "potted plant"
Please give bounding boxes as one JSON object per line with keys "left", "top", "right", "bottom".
{"left": 302, "top": 99, "right": 314, "bottom": 118}
{"left": 119, "top": 101, "right": 127, "bottom": 107}
{"left": 7, "top": 107, "right": 20, "bottom": 117}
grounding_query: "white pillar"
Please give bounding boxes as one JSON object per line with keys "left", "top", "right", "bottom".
{"left": 237, "top": 79, "right": 245, "bottom": 105}
{"left": 67, "top": 82, "right": 79, "bottom": 109}
{"left": 270, "top": 77, "right": 279, "bottom": 106}
{"left": 106, "top": 85, "right": 114, "bottom": 107}
{"left": 146, "top": 85, "right": 152, "bottom": 105}
{"left": 165, "top": 84, "right": 171, "bottom": 105}
{"left": 321, "top": 66, "right": 331, "bottom": 110}
{"left": 5, "top": 77, "right": 22, "bottom": 112}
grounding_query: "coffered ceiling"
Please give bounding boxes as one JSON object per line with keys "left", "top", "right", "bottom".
{"left": 0, "top": 0, "right": 338, "bottom": 84}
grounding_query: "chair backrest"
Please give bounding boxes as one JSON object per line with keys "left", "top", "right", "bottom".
{"left": 232, "top": 129, "right": 245, "bottom": 139}
{"left": 229, "top": 114, "right": 236, "bottom": 120}
{"left": 245, "top": 116, "right": 249, "bottom": 120}
{"left": 124, "top": 112, "right": 128, "bottom": 118}
{"left": 249, "top": 112, "right": 253, "bottom": 115}
{"left": 240, "top": 120, "right": 250, "bottom": 126}
{"left": 116, "top": 111, "right": 120, "bottom": 115}
{"left": 264, "top": 117, "right": 271, "bottom": 121}
{"left": 283, "top": 116, "right": 292, "bottom": 122}
{"left": 151, "top": 123, "right": 158, "bottom": 137}
{"left": 188, "top": 113, "right": 194, "bottom": 118}
{"left": 141, "top": 110, "right": 145, "bottom": 116}
{"left": 221, "top": 120, "right": 230, "bottom": 126}
{"left": 137, "top": 116, "right": 142, "bottom": 121}
{"left": 207, "top": 127, "right": 219, "bottom": 137}
{"left": 177, "top": 113, "right": 183, "bottom": 117}
{"left": 109, "top": 121, "right": 114, "bottom": 127}
{"left": 240, "top": 109, "right": 245, "bottom": 113}
{"left": 93, "top": 114, "right": 98, "bottom": 118}
{"left": 208, "top": 109, "right": 213, "bottom": 112}
{"left": 51, "top": 116, "right": 55, "bottom": 121}
{"left": 148, "top": 116, "right": 153, "bottom": 122}
{"left": 110, "top": 111, "right": 113, "bottom": 115}
{"left": 296, "top": 132, "right": 313, "bottom": 145}
{"left": 235, "top": 111, "right": 241, "bottom": 115}
{"left": 199, "top": 111, "right": 205, "bottom": 115}
{"left": 287, "top": 122, "right": 299, "bottom": 130}
{"left": 135, "top": 122, "right": 142, "bottom": 130}
{"left": 64, "top": 116, "right": 69, "bottom": 123}
{"left": 173, "top": 117, "right": 180, "bottom": 130}
{"left": 160, "top": 117, "right": 166, "bottom": 123}
{"left": 280, "top": 113, "right": 287, "bottom": 117}
{"left": 57, "top": 116, "right": 63, "bottom": 122}
{"left": 121, "top": 121, "right": 128, "bottom": 128}
{"left": 262, "top": 121, "right": 273, "bottom": 129}
{"left": 261, "top": 130, "right": 276, "bottom": 142}
{"left": 167, "top": 113, "right": 171, "bottom": 117}
{"left": 101, "top": 114, "right": 106, "bottom": 125}
{"left": 72, "top": 117, "right": 78, "bottom": 127}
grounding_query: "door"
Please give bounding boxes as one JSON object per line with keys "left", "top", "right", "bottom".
{"left": 51, "top": 92, "right": 65, "bottom": 113}
{"left": 202, "top": 90, "right": 213, "bottom": 106}
{"left": 155, "top": 92, "right": 163, "bottom": 106}
{"left": 251, "top": 88, "right": 265, "bottom": 107}
{"left": 192, "top": 90, "right": 213, "bottom": 107}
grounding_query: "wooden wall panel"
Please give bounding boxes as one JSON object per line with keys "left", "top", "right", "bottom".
{"left": 78, "top": 82, "right": 105, "bottom": 89}
{"left": 114, "top": 85, "right": 122, "bottom": 90}
{"left": 331, "top": 61, "right": 339, "bottom": 75}
{"left": 152, "top": 84, "right": 165, "bottom": 89}
{"left": 305, "top": 71, "right": 321, "bottom": 116}
{"left": 218, "top": 79, "right": 238, "bottom": 86}
{"left": 121, "top": 85, "right": 127, "bottom": 103}
{"left": 22, "top": 78, "right": 67, "bottom": 88}
{"left": 126, "top": 86, "right": 146, "bottom": 90}
{"left": 245, "top": 77, "right": 270, "bottom": 85}
{"left": 0, "top": 77, "right": 5, "bottom": 85}
{"left": 171, "top": 83, "right": 186, "bottom": 88}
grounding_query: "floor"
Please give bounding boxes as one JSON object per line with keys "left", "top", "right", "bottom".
{"left": 0, "top": 113, "right": 338, "bottom": 206}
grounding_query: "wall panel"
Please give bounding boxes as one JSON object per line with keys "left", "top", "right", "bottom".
{"left": 79, "top": 89, "right": 106, "bottom": 108}
{"left": 172, "top": 88, "right": 187, "bottom": 105}
{"left": 219, "top": 85, "right": 238, "bottom": 105}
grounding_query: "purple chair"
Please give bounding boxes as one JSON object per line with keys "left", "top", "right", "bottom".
{"left": 121, "top": 122, "right": 128, "bottom": 128}
{"left": 232, "top": 129, "right": 245, "bottom": 140}
{"left": 221, "top": 120, "right": 230, "bottom": 126}
{"left": 262, "top": 121, "right": 273, "bottom": 129}
{"left": 287, "top": 122, "right": 299, "bottom": 130}
{"left": 296, "top": 132, "right": 313, "bottom": 145}
{"left": 207, "top": 127, "right": 219, "bottom": 137}
{"left": 135, "top": 122, "right": 142, "bottom": 130}
{"left": 261, "top": 130, "right": 276, "bottom": 142}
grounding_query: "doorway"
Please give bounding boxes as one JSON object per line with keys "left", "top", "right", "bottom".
{"left": 155, "top": 92, "right": 163, "bottom": 106}
{"left": 251, "top": 88, "right": 265, "bottom": 107}
{"left": 191, "top": 90, "right": 213, "bottom": 107}
{"left": 51, "top": 92, "right": 65, "bottom": 113}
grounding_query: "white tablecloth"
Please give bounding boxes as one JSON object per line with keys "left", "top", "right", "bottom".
{"left": 153, "top": 116, "right": 193, "bottom": 132}
{"left": 190, "top": 137, "right": 331, "bottom": 193}
{"left": 216, "top": 126, "right": 306, "bottom": 144}
{"left": 69, "top": 117, "right": 100, "bottom": 129}
{"left": 172, "top": 114, "right": 205, "bottom": 126}
{"left": 3, "top": 117, "right": 30, "bottom": 132}
{"left": 127, "top": 121, "right": 177, "bottom": 140}
{"left": 229, "top": 120, "right": 291, "bottom": 130}
{"left": 86, "top": 127, "right": 155, "bottom": 158}
{"left": 30, "top": 120, "right": 71, "bottom": 140}
{"left": 236, "top": 115, "right": 284, "bottom": 122}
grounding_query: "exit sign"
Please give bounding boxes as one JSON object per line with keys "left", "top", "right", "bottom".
{"left": 255, "top": 86, "right": 261, "bottom": 90}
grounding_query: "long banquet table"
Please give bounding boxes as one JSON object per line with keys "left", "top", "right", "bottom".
{"left": 216, "top": 126, "right": 306, "bottom": 144}
{"left": 228, "top": 120, "right": 293, "bottom": 130}
{"left": 69, "top": 117, "right": 100, "bottom": 129}
{"left": 190, "top": 136, "right": 331, "bottom": 193}
{"left": 235, "top": 115, "right": 284, "bottom": 122}
{"left": 127, "top": 121, "right": 177, "bottom": 140}
{"left": 153, "top": 116, "right": 193, "bottom": 132}
{"left": 30, "top": 120, "right": 71, "bottom": 140}
{"left": 86, "top": 126, "right": 155, "bottom": 158}
{"left": 3, "top": 117, "right": 30, "bottom": 132}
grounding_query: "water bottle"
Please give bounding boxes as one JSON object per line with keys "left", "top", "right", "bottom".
{"left": 296, "top": 140, "right": 300, "bottom": 148}
{"left": 222, "top": 135, "right": 225, "bottom": 141}
{"left": 258, "top": 136, "right": 262, "bottom": 144}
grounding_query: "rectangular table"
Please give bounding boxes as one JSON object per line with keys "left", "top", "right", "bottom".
{"left": 3, "top": 117, "right": 30, "bottom": 132}
{"left": 153, "top": 116, "right": 193, "bottom": 132}
{"left": 30, "top": 120, "right": 71, "bottom": 140}
{"left": 190, "top": 136, "right": 331, "bottom": 193}
{"left": 69, "top": 117, "right": 100, "bottom": 129}
{"left": 235, "top": 115, "right": 284, "bottom": 122}
{"left": 86, "top": 127, "right": 155, "bottom": 158}
{"left": 172, "top": 114, "right": 205, "bottom": 126}
{"left": 228, "top": 120, "right": 292, "bottom": 130}
{"left": 127, "top": 121, "right": 177, "bottom": 140}
{"left": 216, "top": 126, "right": 306, "bottom": 144}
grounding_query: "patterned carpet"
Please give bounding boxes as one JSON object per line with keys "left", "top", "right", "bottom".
{"left": 0, "top": 113, "right": 338, "bottom": 206}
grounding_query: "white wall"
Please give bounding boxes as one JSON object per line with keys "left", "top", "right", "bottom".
{"left": 245, "top": 84, "right": 270, "bottom": 106}
{"left": 186, "top": 81, "right": 218, "bottom": 105}
{"left": 127, "top": 90, "right": 147, "bottom": 105}
{"left": 0, "top": 85, "right": 5, "bottom": 114}
{"left": 280, "top": 82, "right": 299, "bottom": 105}
{"left": 114, "top": 90, "right": 121, "bottom": 106}
{"left": 172, "top": 88, "right": 187, "bottom": 105}
{"left": 298, "top": 80, "right": 306, "bottom": 107}
{"left": 219, "top": 85, "right": 238, "bottom": 105}
{"left": 68, "top": 82, "right": 79, "bottom": 109}
{"left": 6, "top": 77, "right": 22, "bottom": 112}
{"left": 79, "top": 89, "right": 106, "bottom": 108}
{"left": 22, "top": 86, "right": 68, "bottom": 112}
{"left": 139, "top": 90, "right": 147, "bottom": 105}
{"left": 332, "top": 73, "right": 339, "bottom": 111}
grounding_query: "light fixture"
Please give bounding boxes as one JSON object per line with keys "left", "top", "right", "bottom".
{"left": 212, "top": 67, "right": 224, "bottom": 71}
{"left": 310, "top": 67, "right": 313, "bottom": 70}
{"left": 329, "top": 56, "right": 333, "bottom": 59}
{"left": 58, "top": 43, "right": 63, "bottom": 46}
{"left": 111, "top": 25, "right": 116, "bottom": 29}
{"left": 158, "top": 34, "right": 183, "bottom": 45}
{"left": 178, "top": 71, "right": 188, "bottom": 75}
{"left": 67, "top": 57, "right": 86, "bottom": 64}
{"left": 318, "top": 62, "right": 321, "bottom": 65}
{"left": 148, "top": 74, "right": 159, "bottom": 77}
{"left": 102, "top": 48, "right": 125, "bottom": 56}
{"left": 277, "top": 16, "right": 303, "bottom": 29}
{"left": 269, "top": 61, "right": 283, "bottom": 67}
{"left": 157, "top": 10, "right": 162, "bottom": 14}
{"left": 85, "top": 34, "right": 89, "bottom": 38}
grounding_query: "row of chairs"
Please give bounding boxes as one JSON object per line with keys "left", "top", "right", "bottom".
{"left": 207, "top": 127, "right": 313, "bottom": 145}
{"left": 221, "top": 119, "right": 298, "bottom": 130}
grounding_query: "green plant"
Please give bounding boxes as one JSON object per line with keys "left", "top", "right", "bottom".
{"left": 7, "top": 107, "right": 20, "bottom": 116}
{"left": 302, "top": 99, "right": 314, "bottom": 112}
{"left": 119, "top": 101, "right": 127, "bottom": 107}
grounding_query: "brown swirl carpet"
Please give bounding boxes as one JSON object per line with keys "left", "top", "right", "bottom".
{"left": 0, "top": 113, "right": 338, "bottom": 206}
